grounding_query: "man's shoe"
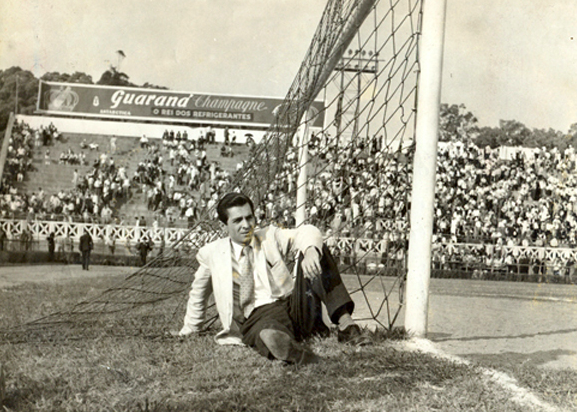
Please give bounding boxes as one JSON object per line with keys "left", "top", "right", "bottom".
{"left": 260, "top": 329, "right": 320, "bottom": 365}
{"left": 337, "top": 324, "right": 373, "bottom": 346}
{"left": 173, "top": 326, "right": 197, "bottom": 338}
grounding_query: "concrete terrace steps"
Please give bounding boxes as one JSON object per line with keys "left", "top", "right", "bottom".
{"left": 122, "top": 193, "right": 150, "bottom": 221}
{"left": 203, "top": 143, "right": 250, "bottom": 174}
{"left": 19, "top": 163, "right": 91, "bottom": 193}
{"left": 14, "top": 132, "right": 253, "bottom": 224}
{"left": 159, "top": 143, "right": 250, "bottom": 178}
{"left": 18, "top": 133, "right": 144, "bottom": 195}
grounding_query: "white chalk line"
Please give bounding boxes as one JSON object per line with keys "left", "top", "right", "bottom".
{"left": 398, "top": 338, "right": 564, "bottom": 412}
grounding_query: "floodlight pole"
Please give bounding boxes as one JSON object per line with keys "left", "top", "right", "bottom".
{"left": 404, "top": 0, "right": 447, "bottom": 337}
{"left": 14, "top": 76, "right": 19, "bottom": 114}
{"left": 293, "top": 0, "right": 376, "bottom": 227}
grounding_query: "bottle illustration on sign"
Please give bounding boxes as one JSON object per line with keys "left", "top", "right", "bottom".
{"left": 46, "top": 86, "right": 79, "bottom": 111}
{"left": 93, "top": 96, "right": 100, "bottom": 106}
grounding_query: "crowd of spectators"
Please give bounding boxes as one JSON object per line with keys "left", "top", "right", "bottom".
{"left": 74, "top": 153, "right": 131, "bottom": 222}
{"left": 0, "top": 122, "right": 249, "bottom": 227}
{"left": 0, "top": 120, "right": 133, "bottom": 224}
{"left": 0, "top": 121, "right": 74, "bottom": 221}
{"left": 1, "top": 120, "right": 36, "bottom": 187}
{"left": 134, "top": 128, "right": 240, "bottom": 226}
{"left": 253, "top": 134, "right": 410, "bottom": 244}
{"left": 59, "top": 148, "right": 87, "bottom": 165}
{"left": 429, "top": 141, "right": 577, "bottom": 281}
{"left": 5, "top": 118, "right": 577, "bottom": 279}
{"left": 252, "top": 133, "right": 577, "bottom": 251}
{"left": 243, "top": 133, "right": 577, "bottom": 281}
{"left": 433, "top": 141, "right": 577, "bottom": 248}
{"left": 0, "top": 122, "right": 129, "bottom": 223}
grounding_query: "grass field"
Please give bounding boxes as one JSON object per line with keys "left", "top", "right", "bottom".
{"left": 0, "top": 266, "right": 576, "bottom": 411}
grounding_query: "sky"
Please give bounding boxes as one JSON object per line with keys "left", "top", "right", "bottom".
{"left": 1, "top": 0, "right": 576, "bottom": 132}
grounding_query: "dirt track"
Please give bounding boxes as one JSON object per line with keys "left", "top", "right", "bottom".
{"left": 346, "top": 276, "right": 577, "bottom": 371}
{"left": 0, "top": 264, "right": 131, "bottom": 288}
{"left": 427, "top": 279, "right": 577, "bottom": 370}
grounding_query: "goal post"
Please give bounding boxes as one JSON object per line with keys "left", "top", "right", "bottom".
{"left": 404, "top": 0, "right": 448, "bottom": 337}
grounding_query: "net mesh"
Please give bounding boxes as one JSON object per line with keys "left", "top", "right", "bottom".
{"left": 1, "top": 0, "right": 422, "bottom": 342}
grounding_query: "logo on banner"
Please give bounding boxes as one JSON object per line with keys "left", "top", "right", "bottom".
{"left": 46, "top": 86, "right": 79, "bottom": 111}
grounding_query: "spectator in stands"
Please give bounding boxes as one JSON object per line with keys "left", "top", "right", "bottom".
{"left": 110, "top": 136, "right": 117, "bottom": 154}
{"left": 101, "top": 205, "right": 113, "bottom": 224}
{"left": 224, "top": 127, "right": 230, "bottom": 145}
{"left": 206, "top": 126, "right": 215, "bottom": 143}
{"left": 140, "top": 134, "right": 149, "bottom": 149}
{"left": 72, "top": 169, "right": 79, "bottom": 186}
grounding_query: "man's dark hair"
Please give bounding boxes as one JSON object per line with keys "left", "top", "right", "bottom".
{"left": 217, "top": 192, "right": 255, "bottom": 224}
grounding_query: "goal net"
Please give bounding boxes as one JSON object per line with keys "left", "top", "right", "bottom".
{"left": 2, "top": 0, "right": 422, "bottom": 341}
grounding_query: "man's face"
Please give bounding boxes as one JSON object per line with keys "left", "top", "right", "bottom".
{"left": 225, "top": 204, "right": 256, "bottom": 245}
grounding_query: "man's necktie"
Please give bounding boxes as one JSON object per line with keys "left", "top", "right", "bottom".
{"left": 239, "top": 245, "right": 255, "bottom": 318}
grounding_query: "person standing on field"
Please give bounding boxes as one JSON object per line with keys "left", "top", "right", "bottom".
{"left": 79, "top": 229, "right": 93, "bottom": 270}
{"left": 47, "top": 232, "right": 55, "bottom": 262}
{"left": 137, "top": 236, "right": 153, "bottom": 266}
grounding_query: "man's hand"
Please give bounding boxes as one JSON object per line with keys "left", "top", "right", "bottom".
{"left": 302, "top": 246, "right": 322, "bottom": 280}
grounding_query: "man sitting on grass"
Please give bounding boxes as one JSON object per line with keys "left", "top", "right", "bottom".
{"left": 177, "top": 192, "right": 370, "bottom": 364}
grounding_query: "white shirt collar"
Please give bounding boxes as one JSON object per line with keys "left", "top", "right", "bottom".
{"left": 230, "top": 239, "right": 253, "bottom": 261}
{"left": 231, "top": 240, "right": 243, "bottom": 261}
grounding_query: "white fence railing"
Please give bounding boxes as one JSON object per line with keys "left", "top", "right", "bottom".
{"left": 0, "top": 219, "right": 187, "bottom": 250}
{"left": 1, "top": 219, "right": 575, "bottom": 282}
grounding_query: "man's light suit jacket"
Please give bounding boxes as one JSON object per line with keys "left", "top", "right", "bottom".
{"left": 181, "top": 224, "right": 324, "bottom": 345}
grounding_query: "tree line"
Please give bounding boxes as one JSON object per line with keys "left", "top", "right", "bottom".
{"left": 440, "top": 103, "right": 577, "bottom": 151}
{"left": 0, "top": 66, "right": 167, "bottom": 133}
{"left": 1, "top": 66, "right": 576, "bottom": 151}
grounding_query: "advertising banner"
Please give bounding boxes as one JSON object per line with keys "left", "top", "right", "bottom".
{"left": 37, "top": 81, "right": 324, "bottom": 128}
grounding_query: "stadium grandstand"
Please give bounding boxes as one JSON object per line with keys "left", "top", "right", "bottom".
{"left": 2, "top": 111, "right": 577, "bottom": 284}
{"left": 0, "top": 112, "right": 258, "bottom": 260}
